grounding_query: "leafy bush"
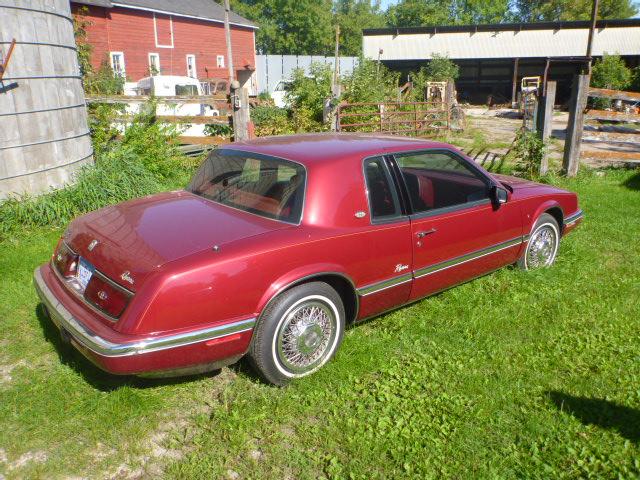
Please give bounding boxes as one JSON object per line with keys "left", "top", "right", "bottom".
{"left": 590, "top": 53, "right": 632, "bottom": 109}
{"left": 251, "top": 106, "right": 294, "bottom": 136}
{"left": 119, "top": 104, "right": 184, "bottom": 181}
{"left": 423, "top": 54, "right": 459, "bottom": 82}
{"left": 0, "top": 149, "right": 162, "bottom": 239}
{"left": 342, "top": 58, "right": 400, "bottom": 104}
{"left": 286, "top": 63, "right": 333, "bottom": 123}
{"left": 511, "top": 129, "right": 546, "bottom": 179}
{"left": 204, "top": 123, "right": 233, "bottom": 139}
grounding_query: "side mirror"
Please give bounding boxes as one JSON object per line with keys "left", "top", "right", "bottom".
{"left": 491, "top": 185, "right": 508, "bottom": 207}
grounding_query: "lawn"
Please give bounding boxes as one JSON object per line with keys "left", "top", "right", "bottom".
{"left": 0, "top": 169, "right": 639, "bottom": 479}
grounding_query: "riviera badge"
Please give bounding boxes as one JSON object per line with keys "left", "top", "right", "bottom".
{"left": 88, "top": 239, "right": 99, "bottom": 251}
{"left": 120, "top": 271, "right": 134, "bottom": 285}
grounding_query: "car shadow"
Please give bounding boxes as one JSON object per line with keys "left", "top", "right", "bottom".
{"left": 548, "top": 390, "right": 640, "bottom": 444}
{"left": 622, "top": 171, "right": 640, "bottom": 191}
{"left": 35, "top": 303, "right": 219, "bottom": 392}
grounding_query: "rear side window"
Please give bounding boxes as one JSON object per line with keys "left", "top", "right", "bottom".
{"left": 187, "top": 150, "right": 306, "bottom": 224}
{"left": 364, "top": 157, "right": 401, "bottom": 221}
{"left": 395, "top": 151, "right": 489, "bottom": 213}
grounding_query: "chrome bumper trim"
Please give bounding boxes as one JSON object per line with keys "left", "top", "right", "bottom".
{"left": 33, "top": 267, "right": 255, "bottom": 358}
{"left": 564, "top": 209, "right": 584, "bottom": 226}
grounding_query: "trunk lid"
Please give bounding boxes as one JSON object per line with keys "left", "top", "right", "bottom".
{"left": 66, "top": 191, "right": 290, "bottom": 291}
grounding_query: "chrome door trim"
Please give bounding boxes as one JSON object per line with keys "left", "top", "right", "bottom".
{"left": 413, "top": 236, "right": 525, "bottom": 279}
{"left": 357, "top": 272, "right": 413, "bottom": 297}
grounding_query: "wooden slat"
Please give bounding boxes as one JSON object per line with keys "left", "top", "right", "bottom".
{"left": 114, "top": 115, "right": 229, "bottom": 124}
{"left": 176, "top": 136, "right": 228, "bottom": 145}
{"left": 583, "top": 131, "right": 640, "bottom": 143}
{"left": 588, "top": 87, "right": 640, "bottom": 102}
{"left": 585, "top": 110, "right": 640, "bottom": 123}
{"left": 86, "top": 94, "right": 230, "bottom": 106}
{"left": 580, "top": 150, "right": 640, "bottom": 161}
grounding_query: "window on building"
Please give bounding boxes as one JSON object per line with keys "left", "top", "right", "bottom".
{"left": 109, "top": 52, "right": 125, "bottom": 77}
{"left": 148, "top": 53, "right": 160, "bottom": 75}
{"left": 216, "top": 55, "right": 225, "bottom": 68}
{"left": 186, "top": 54, "right": 197, "bottom": 78}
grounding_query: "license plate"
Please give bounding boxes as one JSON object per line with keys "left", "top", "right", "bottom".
{"left": 76, "top": 257, "right": 95, "bottom": 291}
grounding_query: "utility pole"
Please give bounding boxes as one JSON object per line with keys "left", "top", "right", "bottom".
{"left": 223, "top": 0, "right": 235, "bottom": 83}
{"left": 223, "top": 0, "right": 249, "bottom": 140}
{"left": 332, "top": 25, "right": 341, "bottom": 97}
{"left": 585, "top": 0, "right": 599, "bottom": 73}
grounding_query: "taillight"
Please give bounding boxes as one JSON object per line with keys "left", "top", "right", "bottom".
{"left": 52, "top": 240, "right": 79, "bottom": 278}
{"left": 84, "top": 273, "right": 132, "bottom": 319}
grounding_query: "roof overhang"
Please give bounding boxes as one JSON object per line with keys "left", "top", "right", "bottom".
{"left": 110, "top": 2, "right": 258, "bottom": 29}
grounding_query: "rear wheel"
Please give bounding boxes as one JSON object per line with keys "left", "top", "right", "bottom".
{"left": 248, "top": 282, "right": 345, "bottom": 386}
{"left": 518, "top": 213, "right": 560, "bottom": 270}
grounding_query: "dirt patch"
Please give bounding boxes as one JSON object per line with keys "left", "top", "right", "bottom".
{"left": 0, "top": 361, "right": 27, "bottom": 385}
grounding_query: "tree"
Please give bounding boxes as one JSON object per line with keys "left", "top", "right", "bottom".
{"left": 230, "top": 0, "right": 334, "bottom": 54}
{"left": 335, "top": 0, "right": 386, "bottom": 56}
{"left": 514, "top": 0, "right": 637, "bottom": 22}
{"left": 386, "top": 0, "right": 452, "bottom": 27}
{"left": 591, "top": 53, "right": 632, "bottom": 90}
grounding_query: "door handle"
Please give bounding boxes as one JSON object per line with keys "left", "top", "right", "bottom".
{"left": 416, "top": 228, "right": 437, "bottom": 239}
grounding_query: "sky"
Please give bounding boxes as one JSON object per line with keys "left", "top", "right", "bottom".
{"left": 379, "top": 0, "right": 398, "bottom": 10}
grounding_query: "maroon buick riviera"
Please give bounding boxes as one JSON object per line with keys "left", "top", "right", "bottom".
{"left": 34, "top": 134, "right": 583, "bottom": 385}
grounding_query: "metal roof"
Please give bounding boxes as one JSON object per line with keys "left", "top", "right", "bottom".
{"left": 73, "top": 0, "right": 257, "bottom": 29}
{"left": 363, "top": 19, "right": 640, "bottom": 61}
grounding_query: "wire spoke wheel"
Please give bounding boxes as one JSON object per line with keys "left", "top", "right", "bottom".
{"left": 276, "top": 299, "right": 337, "bottom": 375}
{"left": 526, "top": 224, "right": 558, "bottom": 268}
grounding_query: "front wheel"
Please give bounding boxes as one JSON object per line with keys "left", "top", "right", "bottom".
{"left": 518, "top": 213, "right": 560, "bottom": 270}
{"left": 248, "top": 282, "right": 345, "bottom": 386}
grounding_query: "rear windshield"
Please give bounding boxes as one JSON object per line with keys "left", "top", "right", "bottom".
{"left": 187, "top": 150, "right": 306, "bottom": 224}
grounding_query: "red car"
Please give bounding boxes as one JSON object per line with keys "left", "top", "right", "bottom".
{"left": 34, "top": 134, "right": 583, "bottom": 385}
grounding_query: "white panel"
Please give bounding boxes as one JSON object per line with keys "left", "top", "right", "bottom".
{"left": 363, "top": 27, "right": 640, "bottom": 60}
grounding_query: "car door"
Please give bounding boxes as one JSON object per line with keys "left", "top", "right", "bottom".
{"left": 356, "top": 156, "right": 413, "bottom": 319}
{"left": 390, "top": 149, "right": 523, "bottom": 301}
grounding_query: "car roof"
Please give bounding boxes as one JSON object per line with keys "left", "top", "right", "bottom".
{"left": 223, "top": 133, "right": 456, "bottom": 166}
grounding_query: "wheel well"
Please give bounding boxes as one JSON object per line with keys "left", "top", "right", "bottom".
{"left": 545, "top": 207, "right": 564, "bottom": 233}
{"left": 287, "top": 274, "right": 358, "bottom": 323}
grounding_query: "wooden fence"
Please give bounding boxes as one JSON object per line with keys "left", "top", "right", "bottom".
{"left": 581, "top": 87, "right": 640, "bottom": 164}
{"left": 85, "top": 94, "right": 233, "bottom": 146}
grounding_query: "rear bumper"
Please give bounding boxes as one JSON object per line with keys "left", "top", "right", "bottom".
{"left": 34, "top": 265, "right": 254, "bottom": 376}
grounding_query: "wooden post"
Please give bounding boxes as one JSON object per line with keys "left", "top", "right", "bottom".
{"left": 586, "top": 0, "right": 599, "bottom": 73}
{"left": 223, "top": 0, "right": 235, "bottom": 83}
{"left": 511, "top": 58, "right": 519, "bottom": 108}
{"left": 537, "top": 81, "right": 556, "bottom": 175}
{"left": 562, "top": 74, "right": 590, "bottom": 177}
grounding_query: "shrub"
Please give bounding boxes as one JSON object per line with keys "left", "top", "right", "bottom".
{"left": 251, "top": 106, "right": 294, "bottom": 136}
{"left": 590, "top": 53, "right": 632, "bottom": 109}
{"left": 286, "top": 62, "right": 333, "bottom": 123}
{"left": 341, "top": 58, "right": 400, "bottom": 104}
{"left": 119, "top": 104, "right": 184, "bottom": 181}
{"left": 0, "top": 149, "right": 162, "bottom": 239}
{"left": 511, "top": 129, "right": 545, "bottom": 179}
{"left": 423, "top": 54, "right": 459, "bottom": 82}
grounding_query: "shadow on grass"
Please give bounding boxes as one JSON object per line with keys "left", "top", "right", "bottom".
{"left": 35, "top": 303, "right": 219, "bottom": 392}
{"left": 548, "top": 391, "right": 640, "bottom": 444}
{"left": 622, "top": 171, "right": 640, "bottom": 191}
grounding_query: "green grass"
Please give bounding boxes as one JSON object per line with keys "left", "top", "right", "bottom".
{"left": 1, "top": 169, "right": 639, "bottom": 478}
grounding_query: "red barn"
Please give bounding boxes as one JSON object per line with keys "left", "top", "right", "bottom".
{"left": 71, "top": 0, "right": 258, "bottom": 88}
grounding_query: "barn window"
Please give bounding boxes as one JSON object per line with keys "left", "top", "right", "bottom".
{"left": 216, "top": 55, "right": 225, "bottom": 68}
{"left": 186, "top": 54, "right": 197, "bottom": 78}
{"left": 153, "top": 13, "right": 174, "bottom": 48}
{"left": 109, "top": 52, "right": 125, "bottom": 77}
{"left": 148, "top": 53, "right": 160, "bottom": 75}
